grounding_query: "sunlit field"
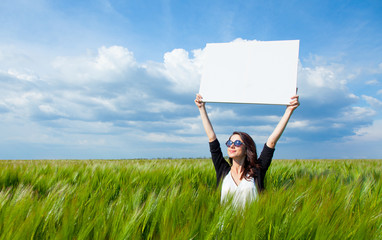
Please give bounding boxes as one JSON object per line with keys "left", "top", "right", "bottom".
{"left": 0, "top": 159, "right": 381, "bottom": 239}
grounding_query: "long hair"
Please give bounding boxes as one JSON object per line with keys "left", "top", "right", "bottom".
{"left": 228, "top": 131, "right": 259, "bottom": 180}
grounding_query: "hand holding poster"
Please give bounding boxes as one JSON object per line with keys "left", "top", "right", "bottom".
{"left": 199, "top": 39, "right": 300, "bottom": 105}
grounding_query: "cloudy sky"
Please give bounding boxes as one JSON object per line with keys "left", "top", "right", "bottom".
{"left": 1, "top": 0, "right": 381, "bottom": 159}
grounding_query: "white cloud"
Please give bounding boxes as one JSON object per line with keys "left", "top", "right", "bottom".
{"left": 87, "top": 96, "right": 118, "bottom": 111}
{"left": 207, "top": 108, "right": 237, "bottom": 120}
{"left": 362, "top": 95, "right": 382, "bottom": 109}
{"left": 94, "top": 46, "right": 136, "bottom": 71}
{"left": 0, "top": 44, "right": 207, "bottom": 158}
{"left": 35, "top": 46, "right": 196, "bottom": 121}
{"left": 149, "top": 48, "right": 202, "bottom": 93}
{"left": 145, "top": 100, "right": 183, "bottom": 113}
{"left": 5, "top": 92, "right": 43, "bottom": 107}
{"left": 249, "top": 115, "right": 281, "bottom": 124}
{"left": 285, "top": 119, "right": 324, "bottom": 132}
{"left": 297, "top": 63, "right": 349, "bottom": 103}
{"left": 307, "top": 66, "right": 339, "bottom": 88}
{"left": 38, "top": 104, "right": 67, "bottom": 117}
{"left": 51, "top": 46, "right": 137, "bottom": 85}
{"left": 7, "top": 69, "right": 39, "bottom": 82}
{"left": 294, "top": 61, "right": 364, "bottom": 122}
{"left": 339, "top": 106, "right": 376, "bottom": 122}
{"left": 365, "top": 79, "right": 379, "bottom": 85}
{"left": 1, "top": 42, "right": 381, "bottom": 159}
{"left": 287, "top": 120, "right": 309, "bottom": 128}
{"left": 346, "top": 119, "right": 382, "bottom": 142}
{"left": 348, "top": 93, "right": 359, "bottom": 100}
{"left": 331, "top": 123, "right": 345, "bottom": 128}
{"left": 142, "top": 132, "right": 205, "bottom": 144}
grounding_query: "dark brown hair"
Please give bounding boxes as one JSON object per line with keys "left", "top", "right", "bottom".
{"left": 228, "top": 131, "right": 259, "bottom": 180}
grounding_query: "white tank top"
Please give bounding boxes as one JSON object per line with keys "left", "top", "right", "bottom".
{"left": 221, "top": 170, "right": 258, "bottom": 207}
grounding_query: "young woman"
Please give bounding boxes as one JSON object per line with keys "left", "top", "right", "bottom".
{"left": 195, "top": 94, "right": 300, "bottom": 207}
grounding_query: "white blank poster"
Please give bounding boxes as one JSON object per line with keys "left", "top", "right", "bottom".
{"left": 199, "top": 39, "right": 300, "bottom": 105}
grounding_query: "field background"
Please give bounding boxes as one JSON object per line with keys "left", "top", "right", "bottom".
{"left": 0, "top": 159, "right": 381, "bottom": 239}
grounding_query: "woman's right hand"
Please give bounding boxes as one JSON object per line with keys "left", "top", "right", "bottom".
{"left": 195, "top": 94, "right": 216, "bottom": 142}
{"left": 195, "top": 94, "right": 205, "bottom": 109}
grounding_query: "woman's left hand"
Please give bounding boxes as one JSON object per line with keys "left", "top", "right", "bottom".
{"left": 287, "top": 95, "right": 300, "bottom": 112}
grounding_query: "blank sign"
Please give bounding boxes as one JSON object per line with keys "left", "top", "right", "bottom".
{"left": 199, "top": 39, "right": 300, "bottom": 105}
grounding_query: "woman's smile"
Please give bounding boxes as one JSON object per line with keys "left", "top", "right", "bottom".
{"left": 228, "top": 149, "right": 236, "bottom": 154}
{"left": 227, "top": 134, "right": 246, "bottom": 159}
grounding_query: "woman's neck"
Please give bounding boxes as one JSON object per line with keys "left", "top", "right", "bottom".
{"left": 231, "top": 157, "right": 245, "bottom": 174}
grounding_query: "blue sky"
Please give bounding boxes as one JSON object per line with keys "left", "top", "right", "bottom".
{"left": 0, "top": 0, "right": 381, "bottom": 159}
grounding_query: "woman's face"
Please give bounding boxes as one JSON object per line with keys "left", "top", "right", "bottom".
{"left": 227, "top": 134, "right": 246, "bottom": 159}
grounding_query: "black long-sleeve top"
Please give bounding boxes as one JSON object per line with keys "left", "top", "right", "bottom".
{"left": 209, "top": 138, "right": 275, "bottom": 192}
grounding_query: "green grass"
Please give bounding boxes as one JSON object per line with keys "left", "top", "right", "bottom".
{"left": 0, "top": 159, "right": 381, "bottom": 239}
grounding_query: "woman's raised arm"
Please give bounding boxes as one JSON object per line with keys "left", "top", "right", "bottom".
{"left": 195, "top": 94, "right": 217, "bottom": 142}
{"left": 266, "top": 95, "right": 300, "bottom": 149}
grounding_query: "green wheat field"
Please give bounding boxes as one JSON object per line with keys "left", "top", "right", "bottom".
{"left": 0, "top": 159, "right": 381, "bottom": 239}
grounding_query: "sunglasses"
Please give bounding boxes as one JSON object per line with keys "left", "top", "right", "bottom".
{"left": 225, "top": 139, "right": 244, "bottom": 147}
